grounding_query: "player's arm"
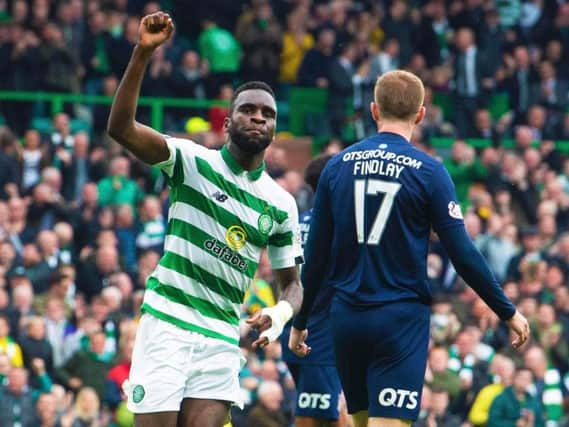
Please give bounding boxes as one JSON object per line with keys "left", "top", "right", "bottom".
{"left": 107, "top": 12, "right": 172, "bottom": 165}
{"left": 247, "top": 267, "right": 303, "bottom": 348}
{"left": 289, "top": 165, "right": 334, "bottom": 355}
{"left": 431, "top": 164, "right": 529, "bottom": 348}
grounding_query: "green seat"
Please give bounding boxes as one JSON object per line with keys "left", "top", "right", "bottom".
{"left": 31, "top": 117, "right": 91, "bottom": 134}
{"left": 432, "top": 92, "right": 454, "bottom": 121}
{"left": 556, "top": 140, "right": 569, "bottom": 154}
{"left": 70, "top": 118, "right": 90, "bottom": 133}
{"left": 288, "top": 87, "right": 328, "bottom": 136}
{"left": 500, "top": 138, "right": 515, "bottom": 148}
{"left": 31, "top": 117, "right": 53, "bottom": 134}
{"left": 430, "top": 137, "right": 455, "bottom": 148}
{"left": 489, "top": 93, "right": 510, "bottom": 120}
{"left": 276, "top": 101, "right": 290, "bottom": 132}
{"left": 466, "top": 138, "right": 492, "bottom": 149}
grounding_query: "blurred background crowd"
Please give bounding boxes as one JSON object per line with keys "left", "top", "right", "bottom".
{"left": 0, "top": 0, "right": 568, "bottom": 426}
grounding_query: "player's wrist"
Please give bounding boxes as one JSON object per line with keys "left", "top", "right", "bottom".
{"left": 134, "top": 44, "right": 157, "bottom": 59}
{"left": 259, "top": 300, "right": 293, "bottom": 343}
{"left": 265, "top": 300, "right": 294, "bottom": 325}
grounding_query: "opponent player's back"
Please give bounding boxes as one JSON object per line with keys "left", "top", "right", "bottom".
{"left": 320, "top": 131, "right": 461, "bottom": 307}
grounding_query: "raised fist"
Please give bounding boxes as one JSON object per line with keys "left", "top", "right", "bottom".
{"left": 138, "top": 12, "right": 174, "bottom": 50}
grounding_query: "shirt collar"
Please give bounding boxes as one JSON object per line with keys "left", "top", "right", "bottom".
{"left": 220, "top": 144, "right": 265, "bottom": 181}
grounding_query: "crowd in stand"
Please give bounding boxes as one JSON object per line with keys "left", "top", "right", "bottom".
{"left": 0, "top": 0, "right": 568, "bottom": 426}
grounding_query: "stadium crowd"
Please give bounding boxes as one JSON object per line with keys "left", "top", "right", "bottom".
{"left": 0, "top": 0, "right": 568, "bottom": 426}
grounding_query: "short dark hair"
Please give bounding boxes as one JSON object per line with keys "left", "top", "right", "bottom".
{"left": 229, "top": 81, "right": 275, "bottom": 113}
{"left": 48, "top": 272, "right": 65, "bottom": 287}
{"left": 374, "top": 70, "right": 424, "bottom": 121}
{"left": 304, "top": 155, "right": 333, "bottom": 192}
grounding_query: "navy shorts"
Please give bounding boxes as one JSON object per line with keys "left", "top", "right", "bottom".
{"left": 330, "top": 296, "right": 430, "bottom": 421}
{"left": 288, "top": 363, "right": 342, "bottom": 420}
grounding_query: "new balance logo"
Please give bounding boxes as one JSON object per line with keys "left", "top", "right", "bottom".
{"left": 212, "top": 191, "right": 228, "bottom": 202}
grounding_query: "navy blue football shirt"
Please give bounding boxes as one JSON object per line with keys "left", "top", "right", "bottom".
{"left": 294, "top": 132, "right": 515, "bottom": 328}
{"left": 281, "top": 209, "right": 335, "bottom": 365}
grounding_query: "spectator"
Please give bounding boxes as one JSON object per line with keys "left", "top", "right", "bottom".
{"left": 35, "top": 392, "right": 61, "bottom": 427}
{"left": 469, "top": 354, "right": 516, "bottom": 426}
{"left": 297, "top": 28, "right": 335, "bottom": 88}
{"left": 0, "top": 313, "right": 23, "bottom": 367}
{"left": 197, "top": 17, "right": 241, "bottom": 97}
{"left": 487, "top": 368, "right": 544, "bottom": 427}
{"left": 96, "top": 157, "right": 144, "bottom": 212}
{"left": 81, "top": 9, "right": 111, "bottom": 95}
{"left": 414, "top": 387, "right": 461, "bottom": 427}
{"left": 44, "top": 297, "right": 70, "bottom": 369}
{"left": 18, "top": 316, "right": 54, "bottom": 381}
{"left": 530, "top": 60, "right": 568, "bottom": 113}
{"left": 18, "top": 129, "right": 50, "bottom": 194}
{"left": 425, "top": 345, "right": 462, "bottom": 401}
{"left": 279, "top": 9, "right": 314, "bottom": 85}
{"left": 56, "top": 331, "right": 112, "bottom": 401}
{"left": 169, "top": 50, "right": 208, "bottom": 122}
{"left": 105, "top": 334, "right": 134, "bottom": 411}
{"left": 452, "top": 27, "right": 492, "bottom": 137}
{"left": 382, "top": 0, "right": 414, "bottom": 65}
{"left": 135, "top": 196, "right": 165, "bottom": 255}
{"left": 523, "top": 346, "right": 567, "bottom": 423}
{"left": 39, "top": 22, "right": 79, "bottom": 94}
{"left": 328, "top": 41, "right": 359, "bottom": 139}
{"left": 0, "top": 367, "right": 49, "bottom": 427}
{"left": 247, "top": 380, "right": 287, "bottom": 427}
{"left": 444, "top": 140, "right": 487, "bottom": 205}
{"left": 0, "top": 130, "right": 19, "bottom": 201}
{"left": 59, "top": 386, "right": 103, "bottom": 427}
{"left": 236, "top": 0, "right": 282, "bottom": 88}
{"left": 76, "top": 244, "right": 120, "bottom": 302}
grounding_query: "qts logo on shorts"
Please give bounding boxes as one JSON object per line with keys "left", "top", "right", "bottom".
{"left": 378, "top": 388, "right": 418, "bottom": 410}
{"left": 298, "top": 393, "right": 331, "bottom": 410}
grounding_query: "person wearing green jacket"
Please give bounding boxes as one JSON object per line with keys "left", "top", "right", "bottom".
{"left": 198, "top": 17, "right": 241, "bottom": 96}
{"left": 56, "top": 331, "right": 113, "bottom": 401}
{"left": 97, "top": 156, "right": 144, "bottom": 213}
{"left": 488, "top": 368, "right": 544, "bottom": 427}
{"left": 444, "top": 140, "right": 488, "bottom": 207}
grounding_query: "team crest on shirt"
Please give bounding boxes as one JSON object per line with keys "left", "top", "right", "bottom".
{"left": 132, "top": 384, "right": 145, "bottom": 403}
{"left": 448, "top": 201, "right": 463, "bottom": 219}
{"left": 225, "top": 225, "right": 247, "bottom": 250}
{"left": 258, "top": 214, "right": 274, "bottom": 235}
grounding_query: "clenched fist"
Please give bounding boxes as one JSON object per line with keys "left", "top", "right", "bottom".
{"left": 138, "top": 11, "right": 174, "bottom": 50}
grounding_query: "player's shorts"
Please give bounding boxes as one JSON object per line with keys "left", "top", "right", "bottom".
{"left": 330, "top": 296, "right": 430, "bottom": 421}
{"left": 288, "top": 363, "right": 342, "bottom": 420}
{"left": 126, "top": 313, "right": 245, "bottom": 413}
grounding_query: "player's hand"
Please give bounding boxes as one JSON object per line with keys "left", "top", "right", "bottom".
{"left": 507, "top": 310, "right": 530, "bottom": 349}
{"left": 138, "top": 12, "right": 174, "bottom": 51}
{"left": 289, "top": 326, "right": 311, "bottom": 357}
{"left": 246, "top": 310, "right": 272, "bottom": 348}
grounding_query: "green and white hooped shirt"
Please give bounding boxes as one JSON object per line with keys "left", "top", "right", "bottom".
{"left": 527, "top": 367, "right": 566, "bottom": 426}
{"left": 142, "top": 137, "right": 303, "bottom": 346}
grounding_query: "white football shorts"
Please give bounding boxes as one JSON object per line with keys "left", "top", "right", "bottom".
{"left": 125, "top": 313, "right": 245, "bottom": 413}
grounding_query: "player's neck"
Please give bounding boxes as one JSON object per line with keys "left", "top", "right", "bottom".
{"left": 376, "top": 122, "right": 414, "bottom": 142}
{"left": 226, "top": 141, "right": 265, "bottom": 171}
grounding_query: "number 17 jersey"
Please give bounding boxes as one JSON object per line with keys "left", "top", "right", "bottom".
{"left": 305, "top": 132, "right": 464, "bottom": 307}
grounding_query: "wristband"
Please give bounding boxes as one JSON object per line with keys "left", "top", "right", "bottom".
{"left": 259, "top": 300, "right": 294, "bottom": 343}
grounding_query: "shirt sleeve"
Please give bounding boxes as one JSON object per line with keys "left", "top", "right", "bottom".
{"left": 152, "top": 136, "right": 200, "bottom": 184}
{"left": 267, "top": 195, "right": 303, "bottom": 270}
{"left": 293, "top": 164, "right": 334, "bottom": 329}
{"left": 429, "top": 161, "right": 465, "bottom": 233}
